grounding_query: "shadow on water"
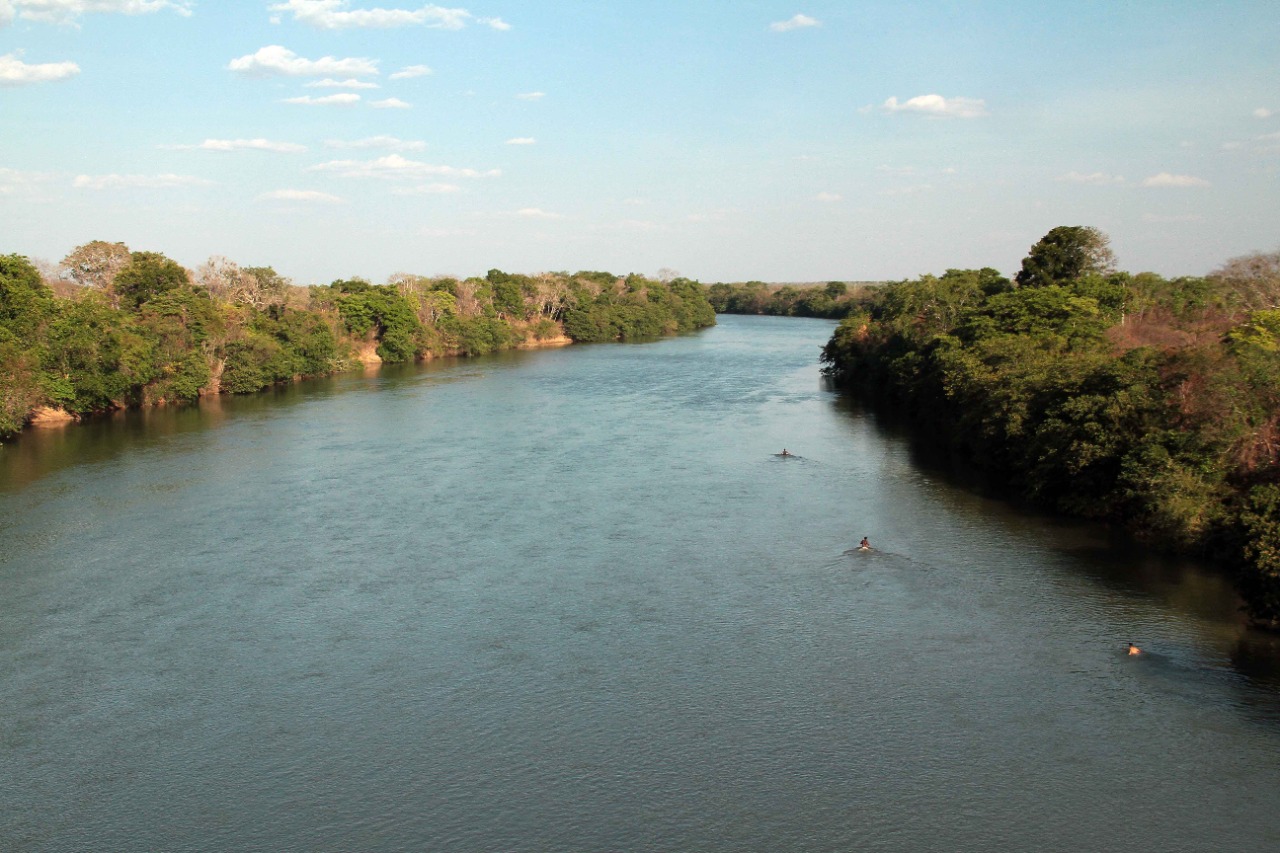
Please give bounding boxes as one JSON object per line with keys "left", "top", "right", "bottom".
{"left": 825, "top": 388, "right": 1280, "bottom": 714}
{"left": 0, "top": 352, "right": 531, "bottom": 493}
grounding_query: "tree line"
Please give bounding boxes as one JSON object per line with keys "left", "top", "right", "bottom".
{"left": 706, "top": 280, "right": 873, "bottom": 319}
{"left": 820, "top": 227, "right": 1280, "bottom": 626}
{"left": 0, "top": 241, "right": 716, "bottom": 439}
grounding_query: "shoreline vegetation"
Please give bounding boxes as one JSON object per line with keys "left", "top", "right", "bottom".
{"left": 705, "top": 279, "right": 881, "bottom": 319}
{"left": 0, "top": 242, "right": 715, "bottom": 441}
{"left": 820, "top": 227, "right": 1280, "bottom": 627}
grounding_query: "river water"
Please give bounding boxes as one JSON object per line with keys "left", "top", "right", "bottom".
{"left": 2, "top": 314, "right": 1279, "bottom": 852}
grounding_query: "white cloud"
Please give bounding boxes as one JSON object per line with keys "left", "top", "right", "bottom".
{"left": 769, "top": 13, "right": 819, "bottom": 32}
{"left": 1254, "top": 107, "right": 1274, "bottom": 119}
{"left": 308, "top": 153, "right": 499, "bottom": 179}
{"left": 505, "top": 137, "right": 536, "bottom": 145}
{"left": 516, "top": 91, "right": 544, "bottom": 101}
{"left": 269, "top": 1, "right": 474, "bottom": 30}
{"left": 165, "top": 138, "right": 307, "bottom": 153}
{"left": 1056, "top": 171, "right": 1124, "bottom": 185}
{"left": 815, "top": 192, "right": 841, "bottom": 202}
{"left": 258, "top": 189, "right": 342, "bottom": 202}
{"left": 228, "top": 45, "right": 378, "bottom": 77}
{"left": 512, "top": 207, "right": 563, "bottom": 219}
{"left": 306, "top": 77, "right": 380, "bottom": 89}
{"left": 389, "top": 64, "right": 431, "bottom": 79}
{"left": 371, "top": 97, "right": 411, "bottom": 109}
{"left": 390, "top": 183, "right": 461, "bottom": 195}
{"left": 7, "top": 0, "right": 192, "bottom": 25}
{"left": 283, "top": 93, "right": 362, "bottom": 105}
{"left": 0, "top": 52, "right": 79, "bottom": 85}
{"left": 73, "top": 173, "right": 212, "bottom": 189}
{"left": 1141, "top": 172, "right": 1210, "bottom": 188}
{"left": 324, "top": 135, "right": 426, "bottom": 151}
{"left": 478, "top": 16, "right": 508, "bottom": 30}
{"left": 882, "top": 94, "right": 989, "bottom": 119}
{"left": 0, "top": 166, "right": 56, "bottom": 193}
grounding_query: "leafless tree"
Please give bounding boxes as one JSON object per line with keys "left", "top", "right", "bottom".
{"left": 1211, "top": 250, "right": 1280, "bottom": 311}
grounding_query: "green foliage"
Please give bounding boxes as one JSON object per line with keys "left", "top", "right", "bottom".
{"left": 0, "top": 254, "right": 54, "bottom": 338}
{"left": 114, "top": 251, "right": 191, "bottom": 310}
{"left": 1015, "top": 226, "right": 1116, "bottom": 288}
{"left": 1237, "top": 485, "right": 1280, "bottom": 624}
{"left": 707, "top": 279, "right": 862, "bottom": 319}
{"left": 332, "top": 283, "right": 421, "bottom": 363}
{"left": 822, "top": 227, "right": 1280, "bottom": 624}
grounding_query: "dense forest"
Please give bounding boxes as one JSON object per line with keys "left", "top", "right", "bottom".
{"left": 0, "top": 242, "right": 715, "bottom": 440}
{"left": 706, "top": 280, "right": 872, "bottom": 319}
{"left": 821, "top": 227, "right": 1280, "bottom": 626}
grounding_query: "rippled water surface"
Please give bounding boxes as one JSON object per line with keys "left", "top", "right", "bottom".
{"left": 3, "top": 315, "right": 1280, "bottom": 851}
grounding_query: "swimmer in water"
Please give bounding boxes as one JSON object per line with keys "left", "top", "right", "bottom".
{"left": 859, "top": 537, "right": 870, "bottom": 550}
{"left": 780, "top": 449, "right": 791, "bottom": 457}
{"left": 1127, "top": 642, "right": 1141, "bottom": 656}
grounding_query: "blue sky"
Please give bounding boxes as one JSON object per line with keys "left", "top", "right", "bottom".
{"left": 2, "top": 1, "right": 1277, "bottom": 285}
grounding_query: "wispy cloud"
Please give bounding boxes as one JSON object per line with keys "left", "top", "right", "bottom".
{"left": 283, "top": 93, "right": 362, "bottom": 105}
{"left": 0, "top": 52, "right": 79, "bottom": 85}
{"left": 516, "top": 91, "right": 544, "bottom": 101}
{"left": 324, "top": 136, "right": 426, "bottom": 151}
{"left": 511, "top": 207, "right": 563, "bottom": 219}
{"left": 1056, "top": 171, "right": 1124, "bottom": 185}
{"left": 0, "top": 166, "right": 57, "bottom": 194}
{"left": 6, "top": 0, "right": 193, "bottom": 26}
{"left": 269, "top": 1, "right": 478, "bottom": 30}
{"left": 769, "top": 13, "right": 819, "bottom": 32}
{"left": 73, "top": 173, "right": 213, "bottom": 190}
{"left": 815, "top": 191, "right": 841, "bottom": 202}
{"left": 390, "top": 183, "right": 461, "bottom": 195}
{"left": 306, "top": 77, "right": 379, "bottom": 89}
{"left": 882, "top": 94, "right": 989, "bottom": 119}
{"left": 1141, "top": 172, "right": 1210, "bottom": 188}
{"left": 1254, "top": 107, "right": 1274, "bottom": 119}
{"left": 389, "top": 64, "right": 432, "bottom": 80}
{"left": 505, "top": 137, "right": 536, "bottom": 145}
{"left": 258, "top": 189, "right": 342, "bottom": 202}
{"left": 478, "top": 16, "right": 509, "bottom": 30}
{"left": 879, "top": 184, "right": 934, "bottom": 196}
{"left": 371, "top": 97, "right": 411, "bottom": 109}
{"left": 308, "top": 153, "right": 499, "bottom": 179}
{"left": 164, "top": 138, "right": 307, "bottom": 153}
{"left": 228, "top": 45, "right": 378, "bottom": 77}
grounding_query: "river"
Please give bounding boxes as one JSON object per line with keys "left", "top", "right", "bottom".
{"left": 3, "top": 314, "right": 1279, "bottom": 851}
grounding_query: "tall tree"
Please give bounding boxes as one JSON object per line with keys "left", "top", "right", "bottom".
{"left": 60, "top": 240, "right": 131, "bottom": 303}
{"left": 1015, "top": 226, "right": 1116, "bottom": 288}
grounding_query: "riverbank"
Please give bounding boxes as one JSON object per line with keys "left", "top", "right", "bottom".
{"left": 0, "top": 250, "right": 715, "bottom": 442}
{"left": 819, "top": 230, "right": 1280, "bottom": 627}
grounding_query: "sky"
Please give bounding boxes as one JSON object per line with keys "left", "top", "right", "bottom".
{"left": 1, "top": 1, "right": 1278, "bottom": 285}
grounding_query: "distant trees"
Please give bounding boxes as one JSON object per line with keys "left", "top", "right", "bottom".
{"left": 1211, "top": 250, "right": 1280, "bottom": 311}
{"left": 822, "top": 226, "right": 1280, "bottom": 627}
{"left": 706, "top": 280, "right": 867, "bottom": 319}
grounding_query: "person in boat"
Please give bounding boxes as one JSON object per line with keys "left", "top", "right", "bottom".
{"left": 780, "top": 449, "right": 792, "bottom": 457}
{"left": 859, "top": 537, "right": 870, "bottom": 550}
{"left": 1127, "top": 642, "right": 1141, "bottom": 656}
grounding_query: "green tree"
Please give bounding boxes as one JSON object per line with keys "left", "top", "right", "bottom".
{"left": 1015, "top": 226, "right": 1117, "bottom": 288}
{"left": 114, "top": 252, "right": 191, "bottom": 310}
